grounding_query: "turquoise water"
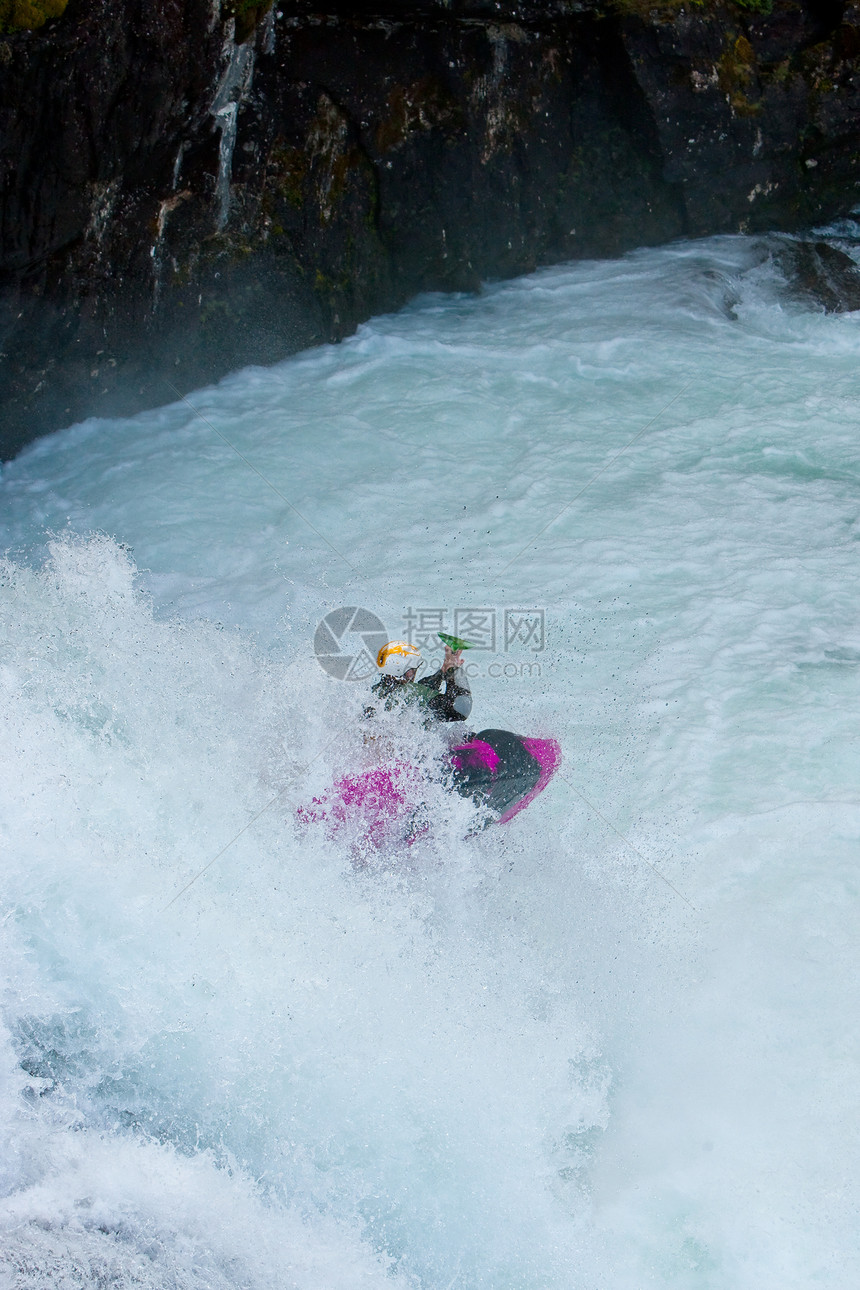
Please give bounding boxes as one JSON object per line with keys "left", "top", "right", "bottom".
{"left": 1, "top": 234, "right": 859, "bottom": 1287}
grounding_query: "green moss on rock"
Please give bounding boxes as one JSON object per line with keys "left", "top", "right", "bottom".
{"left": 221, "top": 0, "right": 271, "bottom": 44}
{"left": 0, "top": 0, "right": 68, "bottom": 32}
{"left": 718, "top": 32, "right": 763, "bottom": 115}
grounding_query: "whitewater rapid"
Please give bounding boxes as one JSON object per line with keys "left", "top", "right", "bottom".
{"left": 2, "top": 233, "right": 860, "bottom": 1288}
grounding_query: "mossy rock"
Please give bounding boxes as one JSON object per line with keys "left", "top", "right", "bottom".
{"left": 0, "top": 0, "right": 68, "bottom": 32}
{"left": 221, "top": 0, "right": 271, "bottom": 44}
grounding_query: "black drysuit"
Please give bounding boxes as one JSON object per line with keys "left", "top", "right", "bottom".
{"left": 367, "top": 666, "right": 473, "bottom": 723}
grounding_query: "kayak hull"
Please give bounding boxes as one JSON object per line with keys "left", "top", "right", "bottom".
{"left": 450, "top": 729, "right": 562, "bottom": 825}
{"left": 297, "top": 729, "right": 560, "bottom": 848}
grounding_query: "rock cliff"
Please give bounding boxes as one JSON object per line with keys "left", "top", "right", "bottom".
{"left": 1, "top": 0, "right": 858, "bottom": 457}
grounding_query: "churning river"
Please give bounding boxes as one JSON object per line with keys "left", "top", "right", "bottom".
{"left": 1, "top": 233, "right": 859, "bottom": 1288}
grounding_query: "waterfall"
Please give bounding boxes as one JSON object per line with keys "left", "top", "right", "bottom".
{"left": 211, "top": 27, "right": 255, "bottom": 231}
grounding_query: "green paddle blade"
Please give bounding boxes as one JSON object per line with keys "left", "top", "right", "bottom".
{"left": 438, "top": 632, "right": 473, "bottom": 651}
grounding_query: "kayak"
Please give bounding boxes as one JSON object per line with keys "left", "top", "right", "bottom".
{"left": 296, "top": 728, "right": 560, "bottom": 849}
{"left": 450, "top": 729, "right": 561, "bottom": 824}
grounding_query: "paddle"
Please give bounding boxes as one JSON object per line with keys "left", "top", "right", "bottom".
{"left": 438, "top": 632, "right": 474, "bottom": 652}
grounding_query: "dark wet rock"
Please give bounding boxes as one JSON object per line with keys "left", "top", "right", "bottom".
{"left": 616, "top": 1, "right": 860, "bottom": 237}
{"left": 770, "top": 238, "right": 860, "bottom": 311}
{"left": 0, "top": 1, "right": 685, "bottom": 457}
{"left": 2, "top": 0, "right": 860, "bottom": 456}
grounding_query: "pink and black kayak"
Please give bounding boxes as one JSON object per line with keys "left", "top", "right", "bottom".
{"left": 297, "top": 729, "right": 560, "bottom": 847}
{"left": 450, "top": 728, "right": 561, "bottom": 825}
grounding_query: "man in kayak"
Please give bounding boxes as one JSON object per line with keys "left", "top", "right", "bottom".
{"left": 361, "top": 638, "right": 557, "bottom": 828}
{"left": 367, "top": 639, "right": 473, "bottom": 722}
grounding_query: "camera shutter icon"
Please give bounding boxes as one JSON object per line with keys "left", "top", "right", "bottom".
{"left": 314, "top": 606, "right": 389, "bottom": 680}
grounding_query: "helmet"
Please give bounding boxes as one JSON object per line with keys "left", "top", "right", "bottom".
{"left": 377, "top": 640, "right": 423, "bottom": 678}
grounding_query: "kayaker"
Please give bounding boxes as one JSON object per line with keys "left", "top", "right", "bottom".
{"left": 366, "top": 639, "right": 473, "bottom": 722}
